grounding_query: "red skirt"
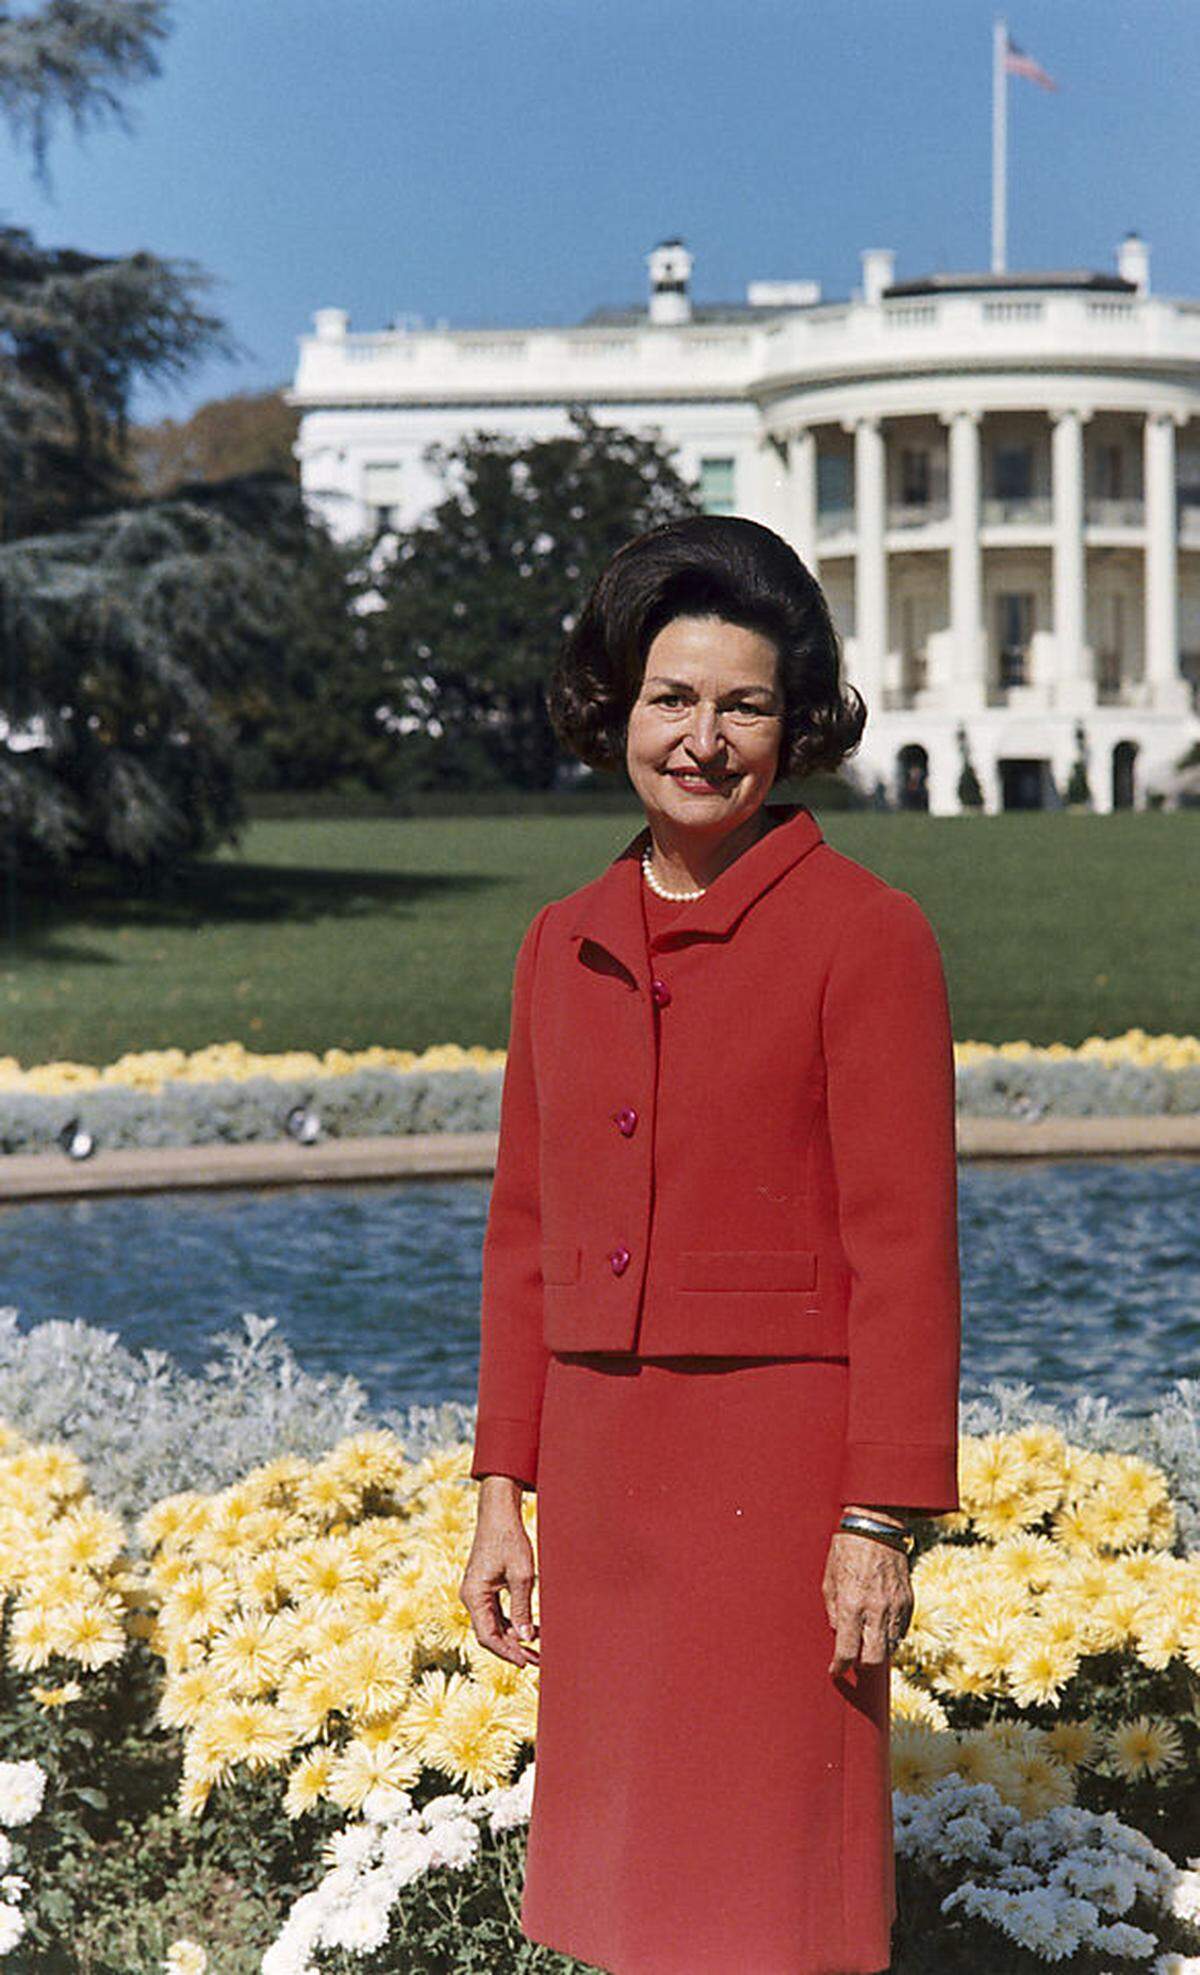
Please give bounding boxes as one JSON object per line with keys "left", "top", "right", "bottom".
{"left": 521, "top": 1351, "right": 895, "bottom": 1975}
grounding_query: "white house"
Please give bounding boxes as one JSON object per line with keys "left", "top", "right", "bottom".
{"left": 286, "top": 236, "right": 1200, "bottom": 813}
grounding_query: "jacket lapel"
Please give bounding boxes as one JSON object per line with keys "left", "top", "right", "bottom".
{"left": 566, "top": 801, "right": 825, "bottom": 981}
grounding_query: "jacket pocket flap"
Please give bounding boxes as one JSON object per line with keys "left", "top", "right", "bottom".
{"left": 541, "top": 1243, "right": 582, "bottom": 1286}
{"left": 676, "top": 1249, "right": 818, "bottom": 1292}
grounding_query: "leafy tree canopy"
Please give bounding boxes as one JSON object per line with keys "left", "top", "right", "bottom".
{"left": 366, "top": 408, "right": 703, "bottom": 789}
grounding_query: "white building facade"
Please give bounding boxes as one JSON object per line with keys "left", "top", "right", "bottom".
{"left": 288, "top": 236, "right": 1200, "bottom": 813}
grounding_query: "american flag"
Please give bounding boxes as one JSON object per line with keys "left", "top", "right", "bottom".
{"left": 1004, "top": 35, "right": 1058, "bottom": 91}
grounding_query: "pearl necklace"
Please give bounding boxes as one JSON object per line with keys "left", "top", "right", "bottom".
{"left": 641, "top": 847, "right": 707, "bottom": 901}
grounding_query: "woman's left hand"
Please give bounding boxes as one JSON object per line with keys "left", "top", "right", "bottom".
{"left": 822, "top": 1531, "right": 913, "bottom": 1677}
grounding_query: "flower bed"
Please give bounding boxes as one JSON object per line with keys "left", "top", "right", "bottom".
{"left": 2, "top": 1031, "right": 1199, "bottom": 1156}
{"left": 0, "top": 1311, "right": 1198, "bottom": 1970}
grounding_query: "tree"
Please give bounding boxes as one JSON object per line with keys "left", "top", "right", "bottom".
{"left": 366, "top": 408, "right": 703, "bottom": 790}
{"left": 0, "top": 474, "right": 328, "bottom": 874}
{"left": 0, "top": 2, "right": 238, "bottom": 540}
{"left": 0, "top": 0, "right": 340, "bottom": 880}
{"left": 126, "top": 387, "right": 301, "bottom": 499}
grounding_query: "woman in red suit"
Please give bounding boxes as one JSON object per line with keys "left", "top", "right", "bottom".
{"left": 460, "top": 515, "right": 962, "bottom": 1975}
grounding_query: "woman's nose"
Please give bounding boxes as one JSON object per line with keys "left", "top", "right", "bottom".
{"left": 685, "top": 706, "right": 725, "bottom": 753}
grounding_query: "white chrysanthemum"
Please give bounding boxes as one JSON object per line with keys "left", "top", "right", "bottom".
{"left": 361, "top": 1784, "right": 413, "bottom": 1825}
{"left": 163, "top": 1942, "right": 208, "bottom": 1975}
{"left": 319, "top": 1883, "right": 392, "bottom": 1954}
{"left": 482, "top": 1759, "right": 535, "bottom": 1832}
{"left": 1091, "top": 1918, "right": 1159, "bottom": 1958}
{"left": 1169, "top": 1869, "right": 1200, "bottom": 1926}
{"left": 377, "top": 1822, "right": 437, "bottom": 1883}
{"left": 323, "top": 1823, "right": 379, "bottom": 1873}
{"left": 0, "top": 1760, "right": 47, "bottom": 1827}
{"left": 424, "top": 1811, "right": 477, "bottom": 1871}
{"left": 0, "top": 1903, "right": 27, "bottom": 1954}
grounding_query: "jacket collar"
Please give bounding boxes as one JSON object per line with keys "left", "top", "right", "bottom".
{"left": 567, "top": 800, "right": 825, "bottom": 981}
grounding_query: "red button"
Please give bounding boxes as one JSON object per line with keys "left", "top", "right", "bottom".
{"left": 609, "top": 1244, "right": 631, "bottom": 1276}
{"left": 615, "top": 1106, "right": 638, "bottom": 1136}
{"left": 651, "top": 978, "right": 672, "bottom": 1007}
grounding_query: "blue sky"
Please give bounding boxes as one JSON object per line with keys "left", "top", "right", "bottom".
{"left": 3, "top": 0, "right": 1198, "bottom": 426}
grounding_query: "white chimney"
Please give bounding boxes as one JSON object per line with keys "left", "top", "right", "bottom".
{"left": 647, "top": 239, "right": 693, "bottom": 324}
{"left": 1117, "top": 232, "right": 1149, "bottom": 296}
{"left": 313, "top": 307, "right": 350, "bottom": 341}
{"left": 860, "top": 249, "right": 895, "bottom": 306}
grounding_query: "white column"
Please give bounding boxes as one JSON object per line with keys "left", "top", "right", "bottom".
{"left": 788, "top": 427, "right": 818, "bottom": 569}
{"left": 945, "top": 408, "right": 984, "bottom": 705}
{"left": 1144, "top": 411, "right": 1188, "bottom": 710}
{"left": 753, "top": 436, "right": 789, "bottom": 531}
{"left": 1051, "top": 407, "right": 1093, "bottom": 707}
{"left": 852, "top": 416, "right": 887, "bottom": 707}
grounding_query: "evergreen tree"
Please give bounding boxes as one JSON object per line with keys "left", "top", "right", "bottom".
{"left": 0, "top": 0, "right": 339, "bottom": 879}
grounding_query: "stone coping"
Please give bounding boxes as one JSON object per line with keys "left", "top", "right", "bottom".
{"left": 0, "top": 1116, "right": 1197, "bottom": 1202}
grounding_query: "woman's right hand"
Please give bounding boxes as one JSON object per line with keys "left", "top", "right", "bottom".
{"left": 459, "top": 1475, "right": 540, "bottom": 1668}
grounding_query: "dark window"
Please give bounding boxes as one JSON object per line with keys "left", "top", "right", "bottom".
{"left": 997, "top": 592, "right": 1035, "bottom": 687}
{"left": 1097, "top": 443, "right": 1124, "bottom": 500}
{"left": 993, "top": 446, "right": 1033, "bottom": 501}
{"left": 817, "top": 452, "right": 852, "bottom": 513}
{"left": 900, "top": 448, "right": 931, "bottom": 505}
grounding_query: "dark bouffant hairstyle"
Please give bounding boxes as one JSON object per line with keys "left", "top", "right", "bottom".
{"left": 546, "top": 514, "right": 866, "bottom": 781}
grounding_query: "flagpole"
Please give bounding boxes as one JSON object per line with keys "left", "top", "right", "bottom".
{"left": 991, "top": 15, "right": 1007, "bottom": 273}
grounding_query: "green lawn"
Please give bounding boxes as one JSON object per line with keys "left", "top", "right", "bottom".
{"left": 1, "top": 804, "right": 1197, "bottom": 1067}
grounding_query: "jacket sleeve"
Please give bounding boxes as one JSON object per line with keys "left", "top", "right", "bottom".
{"left": 469, "top": 901, "right": 554, "bottom": 1491}
{"left": 820, "top": 884, "right": 962, "bottom": 1514}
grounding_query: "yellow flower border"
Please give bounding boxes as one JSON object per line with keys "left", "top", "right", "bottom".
{"left": 2, "top": 1414, "right": 1196, "bottom": 1824}
{"left": 1, "top": 1028, "right": 1197, "bottom": 1099}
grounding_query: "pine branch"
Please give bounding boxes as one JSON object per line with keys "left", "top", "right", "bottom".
{"left": 0, "top": 0, "right": 169, "bottom": 185}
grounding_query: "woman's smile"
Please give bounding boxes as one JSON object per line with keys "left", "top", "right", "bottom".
{"left": 665, "top": 767, "right": 738, "bottom": 793}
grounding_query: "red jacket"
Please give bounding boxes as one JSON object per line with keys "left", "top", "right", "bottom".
{"left": 470, "top": 800, "right": 962, "bottom": 1513}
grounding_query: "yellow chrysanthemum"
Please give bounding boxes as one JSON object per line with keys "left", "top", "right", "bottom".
{"left": 1006, "top": 1750, "right": 1076, "bottom": 1817}
{"left": 206, "top": 1613, "right": 290, "bottom": 1699}
{"left": 316, "top": 1634, "right": 413, "bottom": 1723}
{"left": 326, "top": 1736, "right": 422, "bottom": 1813}
{"left": 283, "top": 1746, "right": 338, "bottom": 1818}
{"left": 890, "top": 1723, "right": 959, "bottom": 1797}
{"left": 30, "top": 1680, "right": 83, "bottom": 1708}
{"left": 1007, "top": 1633, "right": 1081, "bottom": 1707}
{"left": 948, "top": 1731, "right": 1017, "bottom": 1792}
{"left": 158, "top": 1568, "right": 241, "bottom": 1642}
{"left": 159, "top": 1663, "right": 223, "bottom": 1729}
{"left": 971, "top": 1494, "right": 1045, "bottom": 1542}
{"left": 283, "top": 1539, "right": 368, "bottom": 1607}
{"left": 425, "top": 1683, "right": 526, "bottom": 1794}
{"left": 957, "top": 1608, "right": 1025, "bottom": 1682}
{"left": 958, "top": 1435, "right": 1029, "bottom": 1510}
{"left": 200, "top": 1700, "right": 294, "bottom": 1773}
{"left": 278, "top": 1659, "right": 347, "bottom": 1743}
{"left": 987, "top": 1532, "right": 1060, "bottom": 1589}
{"left": 1042, "top": 1717, "right": 1099, "bottom": 1769}
{"left": 1075, "top": 1492, "right": 1153, "bottom": 1553}
{"left": 888, "top": 1670, "right": 949, "bottom": 1730}
{"left": 1106, "top": 1715, "right": 1185, "bottom": 1780}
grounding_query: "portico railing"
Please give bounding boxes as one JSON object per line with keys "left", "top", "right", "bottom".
{"left": 1085, "top": 498, "right": 1145, "bottom": 527}
{"left": 886, "top": 500, "right": 950, "bottom": 529}
{"left": 982, "top": 496, "right": 1053, "bottom": 526}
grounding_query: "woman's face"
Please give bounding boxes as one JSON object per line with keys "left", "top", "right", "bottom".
{"left": 625, "top": 615, "right": 785, "bottom": 838}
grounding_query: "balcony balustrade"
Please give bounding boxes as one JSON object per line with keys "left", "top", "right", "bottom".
{"left": 1085, "top": 498, "right": 1145, "bottom": 527}
{"left": 981, "top": 496, "right": 1053, "bottom": 526}
{"left": 886, "top": 500, "right": 949, "bottom": 529}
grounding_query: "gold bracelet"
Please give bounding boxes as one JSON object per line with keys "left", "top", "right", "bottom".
{"left": 838, "top": 1512, "right": 915, "bottom": 1557}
